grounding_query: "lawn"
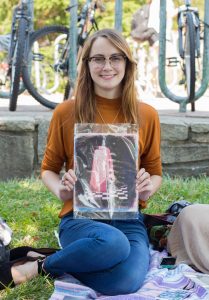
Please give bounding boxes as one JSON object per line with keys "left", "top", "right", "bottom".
{"left": 0, "top": 176, "right": 209, "bottom": 299}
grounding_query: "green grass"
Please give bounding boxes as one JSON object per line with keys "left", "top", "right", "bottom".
{"left": 0, "top": 178, "right": 60, "bottom": 299}
{"left": 0, "top": 176, "right": 209, "bottom": 299}
{"left": 145, "top": 175, "right": 209, "bottom": 213}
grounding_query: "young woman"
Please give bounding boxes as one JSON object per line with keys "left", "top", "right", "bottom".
{"left": 4, "top": 28, "right": 162, "bottom": 295}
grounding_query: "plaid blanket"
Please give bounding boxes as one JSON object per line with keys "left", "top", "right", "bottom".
{"left": 49, "top": 249, "right": 209, "bottom": 300}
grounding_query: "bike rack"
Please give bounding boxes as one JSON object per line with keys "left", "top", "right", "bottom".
{"left": 68, "top": 0, "right": 123, "bottom": 88}
{"left": 68, "top": 0, "right": 78, "bottom": 88}
{"left": 115, "top": 0, "right": 123, "bottom": 32}
{"left": 159, "top": 0, "right": 209, "bottom": 112}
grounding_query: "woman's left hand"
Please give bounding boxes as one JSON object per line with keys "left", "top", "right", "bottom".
{"left": 136, "top": 168, "right": 153, "bottom": 201}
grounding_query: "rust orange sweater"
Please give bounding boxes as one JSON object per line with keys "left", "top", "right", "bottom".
{"left": 41, "top": 96, "right": 162, "bottom": 217}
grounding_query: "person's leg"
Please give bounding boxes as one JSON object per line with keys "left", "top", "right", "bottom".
{"left": 72, "top": 213, "right": 150, "bottom": 295}
{"left": 10, "top": 213, "right": 149, "bottom": 295}
{"left": 44, "top": 213, "right": 130, "bottom": 276}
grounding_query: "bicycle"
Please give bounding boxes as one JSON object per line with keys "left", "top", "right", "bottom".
{"left": 0, "top": 0, "right": 34, "bottom": 111}
{"left": 177, "top": 0, "right": 202, "bottom": 104}
{"left": 22, "top": 0, "right": 104, "bottom": 109}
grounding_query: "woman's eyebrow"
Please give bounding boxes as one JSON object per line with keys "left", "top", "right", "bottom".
{"left": 91, "top": 53, "right": 122, "bottom": 57}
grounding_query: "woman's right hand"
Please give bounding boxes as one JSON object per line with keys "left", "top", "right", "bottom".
{"left": 59, "top": 169, "right": 77, "bottom": 201}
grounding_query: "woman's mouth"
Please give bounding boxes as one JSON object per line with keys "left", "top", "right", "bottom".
{"left": 100, "top": 74, "right": 116, "bottom": 80}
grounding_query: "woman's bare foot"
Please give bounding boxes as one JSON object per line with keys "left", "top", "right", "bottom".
{"left": 11, "top": 260, "right": 39, "bottom": 285}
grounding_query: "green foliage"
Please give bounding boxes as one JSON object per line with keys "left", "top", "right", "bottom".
{"left": 0, "top": 0, "right": 16, "bottom": 34}
{"left": 97, "top": 0, "right": 146, "bottom": 36}
{"left": 0, "top": 0, "right": 206, "bottom": 36}
{"left": 34, "top": 0, "right": 69, "bottom": 28}
{"left": 0, "top": 0, "right": 146, "bottom": 35}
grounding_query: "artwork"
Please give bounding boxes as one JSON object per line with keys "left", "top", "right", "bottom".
{"left": 74, "top": 124, "right": 139, "bottom": 219}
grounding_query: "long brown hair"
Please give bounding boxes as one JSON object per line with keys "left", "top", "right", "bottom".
{"left": 74, "top": 28, "right": 139, "bottom": 124}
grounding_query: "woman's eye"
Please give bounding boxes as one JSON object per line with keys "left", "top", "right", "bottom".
{"left": 94, "top": 57, "right": 105, "bottom": 64}
{"left": 111, "top": 56, "right": 122, "bottom": 62}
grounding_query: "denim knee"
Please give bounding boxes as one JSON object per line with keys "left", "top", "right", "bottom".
{"left": 98, "top": 261, "right": 148, "bottom": 295}
{"left": 114, "top": 267, "right": 147, "bottom": 294}
{"left": 101, "top": 229, "right": 130, "bottom": 263}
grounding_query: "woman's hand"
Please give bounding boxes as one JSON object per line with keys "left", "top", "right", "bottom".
{"left": 41, "top": 169, "right": 77, "bottom": 202}
{"left": 61, "top": 169, "right": 77, "bottom": 191}
{"left": 59, "top": 169, "right": 77, "bottom": 201}
{"left": 136, "top": 168, "right": 153, "bottom": 201}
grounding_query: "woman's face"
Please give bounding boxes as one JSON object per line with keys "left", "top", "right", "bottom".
{"left": 88, "top": 37, "right": 126, "bottom": 99}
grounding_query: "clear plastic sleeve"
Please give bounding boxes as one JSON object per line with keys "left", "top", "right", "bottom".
{"left": 74, "top": 124, "right": 139, "bottom": 219}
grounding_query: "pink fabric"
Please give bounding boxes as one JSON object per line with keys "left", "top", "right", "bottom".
{"left": 90, "top": 146, "right": 114, "bottom": 193}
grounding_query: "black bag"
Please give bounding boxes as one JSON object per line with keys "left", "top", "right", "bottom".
{"left": 0, "top": 240, "right": 9, "bottom": 266}
{"left": 143, "top": 213, "right": 174, "bottom": 251}
{"left": 143, "top": 200, "right": 193, "bottom": 228}
{"left": 143, "top": 212, "right": 175, "bottom": 227}
{"left": 143, "top": 200, "right": 193, "bottom": 251}
{"left": 166, "top": 200, "right": 192, "bottom": 216}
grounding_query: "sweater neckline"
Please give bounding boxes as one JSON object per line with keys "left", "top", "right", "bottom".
{"left": 95, "top": 95, "right": 122, "bottom": 107}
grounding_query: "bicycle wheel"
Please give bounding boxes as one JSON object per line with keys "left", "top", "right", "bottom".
{"left": 22, "top": 25, "right": 69, "bottom": 109}
{"left": 9, "top": 17, "right": 27, "bottom": 111}
{"left": 184, "top": 12, "right": 196, "bottom": 101}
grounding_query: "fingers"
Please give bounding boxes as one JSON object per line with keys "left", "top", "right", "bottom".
{"left": 136, "top": 168, "right": 150, "bottom": 184}
{"left": 61, "top": 169, "right": 77, "bottom": 192}
{"left": 136, "top": 168, "right": 153, "bottom": 201}
{"left": 136, "top": 168, "right": 152, "bottom": 192}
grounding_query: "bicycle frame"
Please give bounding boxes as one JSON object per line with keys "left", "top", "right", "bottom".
{"left": 18, "top": 0, "right": 34, "bottom": 61}
{"left": 9, "top": 0, "right": 34, "bottom": 110}
{"left": 178, "top": 1, "right": 200, "bottom": 59}
{"left": 0, "top": 6, "right": 19, "bottom": 99}
{"left": 68, "top": 0, "right": 100, "bottom": 87}
{"left": 21, "top": 0, "right": 103, "bottom": 108}
{"left": 55, "top": 1, "right": 99, "bottom": 85}
{"left": 0, "top": 0, "right": 34, "bottom": 100}
{"left": 159, "top": 0, "right": 209, "bottom": 112}
{"left": 77, "top": 1, "right": 99, "bottom": 46}
{"left": 11, "top": 0, "right": 33, "bottom": 58}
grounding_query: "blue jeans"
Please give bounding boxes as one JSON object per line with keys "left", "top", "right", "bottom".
{"left": 44, "top": 212, "right": 149, "bottom": 296}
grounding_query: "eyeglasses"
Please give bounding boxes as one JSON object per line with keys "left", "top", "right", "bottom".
{"left": 88, "top": 54, "right": 126, "bottom": 69}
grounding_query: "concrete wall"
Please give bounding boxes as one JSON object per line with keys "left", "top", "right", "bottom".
{"left": 0, "top": 113, "right": 209, "bottom": 180}
{"left": 160, "top": 116, "right": 209, "bottom": 176}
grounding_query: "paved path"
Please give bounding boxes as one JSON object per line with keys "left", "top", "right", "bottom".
{"left": 1, "top": 89, "right": 209, "bottom": 118}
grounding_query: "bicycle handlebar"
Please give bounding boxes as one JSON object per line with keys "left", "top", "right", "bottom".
{"left": 65, "top": 0, "right": 105, "bottom": 15}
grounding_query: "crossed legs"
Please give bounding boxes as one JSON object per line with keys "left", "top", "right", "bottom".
{"left": 44, "top": 213, "right": 149, "bottom": 295}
